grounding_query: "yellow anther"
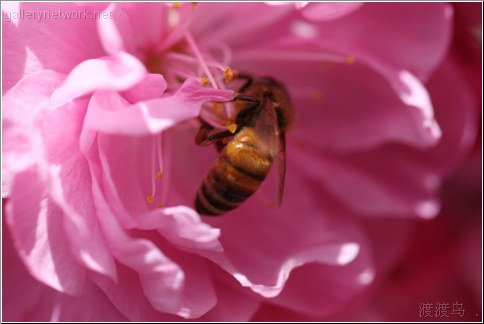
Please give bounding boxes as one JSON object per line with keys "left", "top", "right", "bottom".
{"left": 171, "top": 2, "right": 182, "bottom": 9}
{"left": 232, "top": 69, "right": 239, "bottom": 78}
{"left": 146, "top": 195, "right": 155, "bottom": 203}
{"left": 155, "top": 172, "right": 163, "bottom": 181}
{"left": 201, "top": 77, "right": 210, "bottom": 87}
{"left": 224, "top": 66, "right": 234, "bottom": 84}
{"left": 345, "top": 55, "right": 356, "bottom": 65}
{"left": 228, "top": 124, "right": 237, "bottom": 134}
{"left": 157, "top": 203, "right": 164, "bottom": 208}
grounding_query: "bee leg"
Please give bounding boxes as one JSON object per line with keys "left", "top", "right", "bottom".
{"left": 234, "top": 94, "right": 259, "bottom": 104}
{"left": 196, "top": 122, "right": 234, "bottom": 146}
{"left": 235, "top": 73, "right": 253, "bottom": 93}
{"left": 233, "top": 95, "right": 260, "bottom": 126}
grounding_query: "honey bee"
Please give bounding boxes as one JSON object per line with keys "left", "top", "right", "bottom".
{"left": 195, "top": 76, "right": 294, "bottom": 216}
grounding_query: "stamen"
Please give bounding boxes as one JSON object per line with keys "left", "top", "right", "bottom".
{"left": 155, "top": 172, "right": 164, "bottom": 180}
{"left": 165, "top": 52, "right": 226, "bottom": 72}
{"left": 158, "top": 203, "right": 164, "bottom": 208}
{"left": 156, "top": 133, "right": 164, "bottom": 176}
{"left": 150, "top": 136, "right": 157, "bottom": 197}
{"left": 228, "top": 123, "right": 237, "bottom": 133}
{"left": 159, "top": 133, "right": 171, "bottom": 205}
{"left": 147, "top": 134, "right": 165, "bottom": 206}
{"left": 191, "top": 2, "right": 198, "bottom": 9}
{"left": 205, "top": 42, "right": 233, "bottom": 67}
{"left": 224, "top": 66, "right": 234, "bottom": 84}
{"left": 184, "top": 33, "right": 218, "bottom": 89}
{"left": 171, "top": 2, "right": 182, "bottom": 9}
{"left": 201, "top": 77, "right": 210, "bottom": 86}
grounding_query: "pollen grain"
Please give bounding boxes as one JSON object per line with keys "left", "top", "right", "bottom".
{"left": 228, "top": 123, "right": 237, "bottom": 134}
{"left": 201, "top": 77, "right": 210, "bottom": 87}
{"left": 155, "top": 172, "right": 163, "bottom": 181}
{"left": 224, "top": 66, "right": 234, "bottom": 84}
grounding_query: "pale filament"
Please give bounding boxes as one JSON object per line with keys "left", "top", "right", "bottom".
{"left": 184, "top": 32, "right": 219, "bottom": 89}
{"left": 164, "top": 52, "right": 227, "bottom": 73}
{"left": 148, "top": 133, "right": 165, "bottom": 206}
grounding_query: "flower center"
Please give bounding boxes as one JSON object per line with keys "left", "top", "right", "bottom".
{"left": 143, "top": 4, "right": 237, "bottom": 208}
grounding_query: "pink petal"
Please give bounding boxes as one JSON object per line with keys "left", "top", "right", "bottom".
{"left": 81, "top": 122, "right": 231, "bottom": 317}
{"left": 41, "top": 100, "right": 118, "bottom": 280}
{"left": 250, "top": 303, "right": 320, "bottom": 321}
{"left": 294, "top": 149, "right": 441, "bottom": 219}
{"left": 155, "top": 3, "right": 195, "bottom": 53}
{"left": 269, "top": 249, "right": 373, "bottom": 317}
{"left": 90, "top": 266, "right": 181, "bottom": 321}
{"left": 2, "top": 70, "right": 65, "bottom": 195}
{"left": 2, "top": 226, "right": 127, "bottom": 321}
{"left": 194, "top": 3, "right": 293, "bottom": 47}
{"left": 4, "top": 2, "right": 104, "bottom": 76}
{"left": 5, "top": 167, "right": 86, "bottom": 295}
{"left": 361, "top": 218, "right": 412, "bottom": 276}
{"left": 235, "top": 59, "right": 440, "bottom": 152}
{"left": 420, "top": 54, "right": 479, "bottom": 175}
{"left": 137, "top": 206, "right": 223, "bottom": 252}
{"left": 106, "top": 3, "right": 168, "bottom": 54}
{"left": 50, "top": 52, "right": 146, "bottom": 108}
{"left": 89, "top": 234, "right": 218, "bottom": 319}
{"left": 84, "top": 145, "right": 218, "bottom": 318}
{"left": 2, "top": 213, "right": 54, "bottom": 321}
{"left": 83, "top": 125, "right": 223, "bottom": 255}
{"left": 3, "top": 69, "right": 117, "bottom": 279}
{"left": 311, "top": 3, "right": 453, "bottom": 81}
{"left": 84, "top": 78, "right": 234, "bottom": 135}
{"left": 306, "top": 54, "right": 479, "bottom": 219}
{"left": 166, "top": 131, "right": 374, "bottom": 309}
{"left": 97, "top": 4, "right": 125, "bottom": 55}
{"left": 121, "top": 73, "right": 167, "bottom": 103}
{"left": 301, "top": 2, "right": 363, "bottom": 21}
{"left": 94, "top": 133, "right": 154, "bottom": 223}
{"left": 200, "top": 266, "right": 262, "bottom": 321}
{"left": 2, "top": 10, "right": 26, "bottom": 94}
{"left": 91, "top": 193, "right": 187, "bottom": 316}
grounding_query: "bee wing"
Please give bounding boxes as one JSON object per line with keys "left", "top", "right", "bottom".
{"left": 253, "top": 98, "right": 286, "bottom": 207}
{"left": 277, "top": 131, "right": 286, "bottom": 207}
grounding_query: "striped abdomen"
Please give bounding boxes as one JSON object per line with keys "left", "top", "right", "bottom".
{"left": 195, "top": 128, "right": 273, "bottom": 216}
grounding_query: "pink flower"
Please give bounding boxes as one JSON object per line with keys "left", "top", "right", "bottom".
{"left": 2, "top": 2, "right": 480, "bottom": 321}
